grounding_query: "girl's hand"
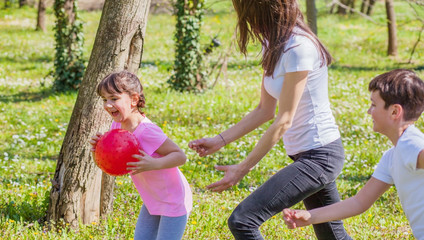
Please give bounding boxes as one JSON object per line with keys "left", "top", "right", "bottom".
{"left": 206, "top": 164, "right": 249, "bottom": 192}
{"left": 127, "top": 150, "right": 159, "bottom": 174}
{"left": 188, "top": 136, "right": 224, "bottom": 157}
{"left": 89, "top": 132, "right": 103, "bottom": 152}
{"left": 282, "top": 209, "right": 312, "bottom": 229}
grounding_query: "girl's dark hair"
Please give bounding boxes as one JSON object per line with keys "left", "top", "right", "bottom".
{"left": 369, "top": 69, "right": 424, "bottom": 121}
{"left": 97, "top": 70, "right": 146, "bottom": 114}
{"left": 232, "top": 0, "right": 332, "bottom": 77}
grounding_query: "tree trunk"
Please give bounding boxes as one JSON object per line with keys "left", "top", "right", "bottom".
{"left": 64, "top": 0, "right": 75, "bottom": 24}
{"left": 337, "top": 0, "right": 348, "bottom": 14}
{"left": 385, "top": 0, "right": 397, "bottom": 56}
{"left": 306, "top": 0, "right": 318, "bottom": 35}
{"left": 361, "top": 0, "right": 376, "bottom": 15}
{"left": 19, "top": 0, "right": 28, "bottom": 7}
{"left": 348, "top": 0, "right": 355, "bottom": 14}
{"left": 36, "top": 0, "right": 46, "bottom": 32}
{"left": 336, "top": 0, "right": 355, "bottom": 15}
{"left": 360, "top": 0, "right": 368, "bottom": 13}
{"left": 366, "top": 0, "right": 376, "bottom": 16}
{"left": 47, "top": 0, "right": 151, "bottom": 228}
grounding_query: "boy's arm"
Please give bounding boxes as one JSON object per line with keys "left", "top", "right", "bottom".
{"left": 417, "top": 150, "right": 424, "bottom": 169}
{"left": 283, "top": 177, "right": 391, "bottom": 228}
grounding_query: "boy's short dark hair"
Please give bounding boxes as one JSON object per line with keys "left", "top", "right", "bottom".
{"left": 369, "top": 69, "right": 424, "bottom": 121}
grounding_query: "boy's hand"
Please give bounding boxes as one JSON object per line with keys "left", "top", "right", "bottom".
{"left": 89, "top": 132, "right": 103, "bottom": 152}
{"left": 282, "top": 209, "right": 312, "bottom": 229}
{"left": 127, "top": 150, "right": 159, "bottom": 174}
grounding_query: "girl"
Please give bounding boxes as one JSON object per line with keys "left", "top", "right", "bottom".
{"left": 90, "top": 71, "right": 192, "bottom": 240}
{"left": 189, "top": 0, "right": 351, "bottom": 239}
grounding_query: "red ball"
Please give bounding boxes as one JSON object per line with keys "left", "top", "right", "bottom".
{"left": 94, "top": 129, "right": 140, "bottom": 176}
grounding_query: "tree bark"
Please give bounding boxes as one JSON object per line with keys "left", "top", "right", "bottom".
{"left": 385, "top": 0, "right": 397, "bottom": 56}
{"left": 366, "top": 0, "right": 376, "bottom": 16}
{"left": 361, "top": 0, "right": 376, "bottom": 16}
{"left": 64, "top": 0, "right": 75, "bottom": 24}
{"left": 306, "top": 0, "right": 318, "bottom": 35}
{"left": 47, "top": 0, "right": 151, "bottom": 228}
{"left": 337, "top": 0, "right": 348, "bottom": 14}
{"left": 36, "top": 0, "right": 46, "bottom": 32}
{"left": 19, "top": 0, "right": 28, "bottom": 7}
{"left": 360, "top": 0, "right": 368, "bottom": 13}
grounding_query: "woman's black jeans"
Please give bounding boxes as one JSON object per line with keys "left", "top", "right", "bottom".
{"left": 228, "top": 138, "right": 352, "bottom": 240}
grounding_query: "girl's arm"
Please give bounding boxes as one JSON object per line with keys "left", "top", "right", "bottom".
{"left": 207, "top": 71, "right": 308, "bottom": 192}
{"left": 127, "top": 138, "right": 187, "bottom": 174}
{"left": 283, "top": 177, "right": 392, "bottom": 228}
{"left": 189, "top": 75, "right": 277, "bottom": 157}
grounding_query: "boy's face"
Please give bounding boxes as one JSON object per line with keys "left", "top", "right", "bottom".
{"left": 367, "top": 90, "right": 392, "bottom": 135}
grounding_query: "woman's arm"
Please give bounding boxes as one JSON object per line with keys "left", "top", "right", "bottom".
{"left": 417, "top": 149, "right": 424, "bottom": 169}
{"left": 206, "top": 71, "right": 309, "bottom": 192}
{"left": 189, "top": 75, "right": 278, "bottom": 156}
{"left": 283, "top": 177, "right": 392, "bottom": 228}
{"left": 218, "top": 76, "right": 278, "bottom": 144}
{"left": 127, "top": 138, "right": 187, "bottom": 174}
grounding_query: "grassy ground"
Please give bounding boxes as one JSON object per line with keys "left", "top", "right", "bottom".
{"left": 1, "top": 1, "right": 423, "bottom": 239}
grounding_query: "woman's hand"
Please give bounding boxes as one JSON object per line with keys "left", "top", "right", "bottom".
{"left": 206, "top": 164, "right": 250, "bottom": 192}
{"left": 127, "top": 150, "right": 159, "bottom": 174}
{"left": 188, "top": 136, "right": 225, "bottom": 157}
{"left": 89, "top": 132, "right": 103, "bottom": 152}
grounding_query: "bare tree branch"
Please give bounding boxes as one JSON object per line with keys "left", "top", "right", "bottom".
{"left": 327, "top": 0, "right": 385, "bottom": 25}
{"left": 408, "top": 23, "right": 424, "bottom": 63}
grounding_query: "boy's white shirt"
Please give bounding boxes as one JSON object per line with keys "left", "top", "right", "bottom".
{"left": 372, "top": 125, "right": 424, "bottom": 239}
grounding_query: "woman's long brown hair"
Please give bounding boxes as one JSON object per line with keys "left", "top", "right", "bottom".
{"left": 232, "top": 0, "right": 332, "bottom": 77}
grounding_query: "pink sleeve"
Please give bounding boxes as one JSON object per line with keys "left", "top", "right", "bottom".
{"left": 139, "top": 123, "right": 168, "bottom": 156}
{"left": 110, "top": 121, "right": 120, "bottom": 130}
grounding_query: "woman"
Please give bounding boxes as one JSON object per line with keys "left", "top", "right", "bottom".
{"left": 189, "top": 0, "right": 352, "bottom": 239}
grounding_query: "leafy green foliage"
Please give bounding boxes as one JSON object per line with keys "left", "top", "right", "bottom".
{"left": 52, "top": 0, "right": 85, "bottom": 92}
{"left": 168, "top": 0, "right": 207, "bottom": 92}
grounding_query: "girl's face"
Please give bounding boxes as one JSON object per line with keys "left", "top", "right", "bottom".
{"left": 101, "top": 89, "right": 138, "bottom": 123}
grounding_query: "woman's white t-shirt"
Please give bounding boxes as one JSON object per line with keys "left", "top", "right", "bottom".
{"left": 263, "top": 28, "right": 340, "bottom": 155}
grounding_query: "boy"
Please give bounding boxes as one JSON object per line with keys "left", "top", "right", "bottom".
{"left": 283, "top": 69, "right": 424, "bottom": 239}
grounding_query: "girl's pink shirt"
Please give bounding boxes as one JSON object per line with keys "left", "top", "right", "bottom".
{"left": 111, "top": 118, "right": 192, "bottom": 217}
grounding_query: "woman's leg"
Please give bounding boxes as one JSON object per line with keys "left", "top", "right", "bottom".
{"left": 228, "top": 139, "right": 350, "bottom": 240}
{"left": 303, "top": 182, "right": 351, "bottom": 240}
{"left": 228, "top": 160, "right": 328, "bottom": 239}
{"left": 156, "top": 214, "right": 188, "bottom": 240}
{"left": 302, "top": 139, "right": 352, "bottom": 240}
{"left": 134, "top": 205, "right": 160, "bottom": 240}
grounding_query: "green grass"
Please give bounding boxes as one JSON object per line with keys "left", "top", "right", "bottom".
{"left": 1, "top": 1, "right": 423, "bottom": 239}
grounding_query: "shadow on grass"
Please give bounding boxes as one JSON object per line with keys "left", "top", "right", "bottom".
{"left": 0, "top": 55, "right": 52, "bottom": 65}
{"left": 0, "top": 195, "right": 49, "bottom": 223}
{"left": 142, "top": 58, "right": 261, "bottom": 72}
{"left": 330, "top": 63, "right": 424, "bottom": 72}
{"left": 0, "top": 88, "right": 56, "bottom": 104}
{"left": 141, "top": 60, "right": 173, "bottom": 71}
{"left": 339, "top": 172, "right": 371, "bottom": 183}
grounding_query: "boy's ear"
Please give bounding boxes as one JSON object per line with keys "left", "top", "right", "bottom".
{"left": 390, "top": 104, "right": 403, "bottom": 120}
